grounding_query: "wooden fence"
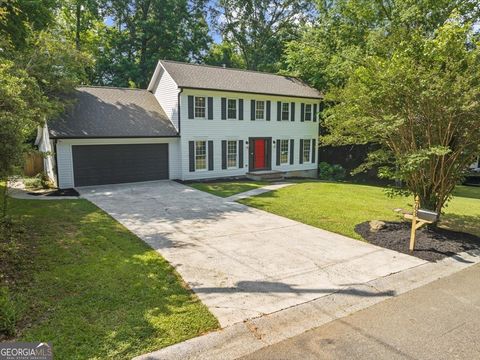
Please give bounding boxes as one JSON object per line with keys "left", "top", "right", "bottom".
{"left": 24, "top": 153, "right": 44, "bottom": 176}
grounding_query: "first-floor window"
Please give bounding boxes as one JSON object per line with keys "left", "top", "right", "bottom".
{"left": 280, "top": 139, "right": 289, "bottom": 164}
{"left": 195, "top": 96, "right": 206, "bottom": 118}
{"left": 303, "top": 139, "right": 312, "bottom": 163}
{"left": 304, "top": 104, "right": 312, "bottom": 121}
{"left": 281, "top": 102, "right": 290, "bottom": 121}
{"left": 227, "top": 140, "right": 237, "bottom": 168}
{"left": 195, "top": 141, "right": 207, "bottom": 170}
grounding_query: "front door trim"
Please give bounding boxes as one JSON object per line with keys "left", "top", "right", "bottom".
{"left": 248, "top": 137, "right": 272, "bottom": 172}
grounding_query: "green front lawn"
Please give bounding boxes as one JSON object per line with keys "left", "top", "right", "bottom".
{"left": 239, "top": 182, "right": 480, "bottom": 240}
{"left": 0, "top": 191, "right": 218, "bottom": 359}
{"left": 189, "top": 181, "right": 267, "bottom": 197}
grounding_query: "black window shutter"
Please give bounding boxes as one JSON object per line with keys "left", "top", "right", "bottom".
{"left": 299, "top": 139, "right": 304, "bottom": 164}
{"left": 300, "top": 103, "right": 305, "bottom": 122}
{"left": 208, "top": 141, "right": 214, "bottom": 170}
{"left": 313, "top": 103, "right": 318, "bottom": 122}
{"left": 250, "top": 100, "right": 255, "bottom": 120}
{"left": 277, "top": 101, "right": 281, "bottom": 121}
{"left": 221, "top": 140, "right": 227, "bottom": 169}
{"left": 189, "top": 141, "right": 195, "bottom": 171}
{"left": 276, "top": 139, "right": 281, "bottom": 166}
{"left": 207, "top": 97, "right": 213, "bottom": 120}
{"left": 312, "top": 139, "right": 316, "bottom": 164}
{"left": 290, "top": 139, "right": 294, "bottom": 164}
{"left": 266, "top": 101, "right": 271, "bottom": 121}
{"left": 221, "top": 97, "right": 227, "bottom": 120}
{"left": 239, "top": 140, "right": 244, "bottom": 168}
{"left": 188, "top": 96, "right": 194, "bottom": 119}
{"left": 239, "top": 99, "right": 244, "bottom": 120}
{"left": 290, "top": 102, "right": 295, "bottom": 121}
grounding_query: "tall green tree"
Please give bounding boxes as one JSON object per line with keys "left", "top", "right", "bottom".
{"left": 94, "top": 0, "right": 211, "bottom": 87}
{"left": 214, "top": 0, "right": 313, "bottom": 72}
{"left": 285, "top": 0, "right": 480, "bottom": 90}
{"left": 323, "top": 18, "right": 480, "bottom": 218}
{"left": 203, "top": 41, "right": 245, "bottom": 68}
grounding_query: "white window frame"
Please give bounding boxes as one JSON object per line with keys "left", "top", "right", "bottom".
{"left": 227, "top": 140, "right": 238, "bottom": 169}
{"left": 227, "top": 98, "right": 237, "bottom": 120}
{"left": 194, "top": 96, "right": 206, "bottom": 119}
{"left": 255, "top": 100, "right": 265, "bottom": 120}
{"left": 279, "top": 139, "right": 289, "bottom": 165}
{"left": 281, "top": 102, "right": 290, "bottom": 121}
{"left": 195, "top": 140, "right": 208, "bottom": 171}
{"left": 304, "top": 104, "right": 312, "bottom": 121}
{"left": 303, "top": 139, "right": 312, "bottom": 163}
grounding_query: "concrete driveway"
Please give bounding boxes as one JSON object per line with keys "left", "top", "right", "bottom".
{"left": 79, "top": 181, "right": 425, "bottom": 327}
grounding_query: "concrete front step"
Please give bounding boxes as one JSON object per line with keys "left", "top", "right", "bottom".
{"left": 246, "top": 171, "right": 285, "bottom": 182}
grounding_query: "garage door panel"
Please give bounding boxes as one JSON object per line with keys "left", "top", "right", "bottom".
{"left": 72, "top": 144, "right": 169, "bottom": 186}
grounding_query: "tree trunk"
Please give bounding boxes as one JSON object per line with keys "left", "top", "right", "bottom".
{"left": 75, "top": 1, "right": 81, "bottom": 50}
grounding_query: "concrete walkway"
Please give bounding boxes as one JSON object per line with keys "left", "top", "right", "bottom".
{"left": 79, "top": 180, "right": 425, "bottom": 328}
{"left": 225, "top": 183, "right": 293, "bottom": 202}
{"left": 242, "top": 263, "right": 480, "bottom": 360}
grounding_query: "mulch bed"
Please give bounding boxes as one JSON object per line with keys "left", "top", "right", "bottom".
{"left": 355, "top": 221, "right": 480, "bottom": 262}
{"left": 27, "top": 188, "right": 79, "bottom": 197}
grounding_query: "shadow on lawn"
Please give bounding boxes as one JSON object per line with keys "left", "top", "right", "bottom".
{"left": 441, "top": 213, "right": 480, "bottom": 238}
{"left": 194, "top": 280, "right": 395, "bottom": 297}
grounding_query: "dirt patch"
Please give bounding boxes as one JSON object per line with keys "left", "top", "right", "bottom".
{"left": 355, "top": 221, "right": 480, "bottom": 262}
{"left": 27, "top": 188, "right": 79, "bottom": 197}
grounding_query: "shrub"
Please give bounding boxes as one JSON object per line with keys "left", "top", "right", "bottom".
{"left": 318, "top": 162, "right": 346, "bottom": 181}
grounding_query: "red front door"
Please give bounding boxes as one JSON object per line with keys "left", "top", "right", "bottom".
{"left": 254, "top": 139, "right": 266, "bottom": 169}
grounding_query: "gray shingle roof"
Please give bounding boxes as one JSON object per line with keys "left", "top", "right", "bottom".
{"left": 49, "top": 87, "right": 178, "bottom": 138}
{"left": 159, "top": 60, "right": 322, "bottom": 99}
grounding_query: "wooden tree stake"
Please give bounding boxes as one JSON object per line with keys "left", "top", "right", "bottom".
{"left": 409, "top": 195, "right": 420, "bottom": 253}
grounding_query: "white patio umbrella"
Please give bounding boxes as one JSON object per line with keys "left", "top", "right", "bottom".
{"left": 34, "top": 123, "right": 55, "bottom": 183}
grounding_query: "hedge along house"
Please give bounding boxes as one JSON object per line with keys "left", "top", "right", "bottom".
{"left": 47, "top": 60, "right": 322, "bottom": 188}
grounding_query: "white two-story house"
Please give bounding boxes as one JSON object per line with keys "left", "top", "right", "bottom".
{"left": 49, "top": 60, "right": 322, "bottom": 188}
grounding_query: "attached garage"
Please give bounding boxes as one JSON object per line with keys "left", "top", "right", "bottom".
{"left": 72, "top": 144, "right": 169, "bottom": 187}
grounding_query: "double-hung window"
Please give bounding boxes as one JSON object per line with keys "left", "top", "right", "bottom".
{"left": 281, "top": 102, "right": 290, "bottom": 121}
{"left": 227, "top": 140, "right": 237, "bottom": 168}
{"left": 304, "top": 104, "right": 312, "bottom": 121}
{"left": 195, "top": 141, "right": 207, "bottom": 170}
{"left": 194, "top": 96, "right": 206, "bottom": 118}
{"left": 303, "top": 139, "right": 312, "bottom": 163}
{"left": 255, "top": 100, "right": 265, "bottom": 120}
{"left": 280, "top": 140, "right": 289, "bottom": 164}
{"left": 228, "top": 99, "right": 237, "bottom": 119}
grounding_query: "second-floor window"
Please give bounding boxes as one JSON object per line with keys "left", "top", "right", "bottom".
{"left": 195, "top": 141, "right": 207, "bottom": 170}
{"left": 227, "top": 140, "right": 237, "bottom": 168}
{"left": 194, "top": 96, "right": 206, "bottom": 118}
{"left": 281, "top": 102, "right": 290, "bottom": 121}
{"left": 256, "top": 100, "right": 265, "bottom": 120}
{"left": 228, "top": 99, "right": 237, "bottom": 119}
{"left": 280, "top": 139, "right": 289, "bottom": 164}
{"left": 303, "top": 139, "right": 312, "bottom": 163}
{"left": 305, "top": 104, "right": 312, "bottom": 121}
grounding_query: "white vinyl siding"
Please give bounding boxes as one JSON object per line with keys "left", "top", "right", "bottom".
{"left": 151, "top": 66, "right": 180, "bottom": 130}
{"left": 195, "top": 141, "right": 207, "bottom": 171}
{"left": 179, "top": 89, "right": 319, "bottom": 180}
{"left": 55, "top": 137, "right": 181, "bottom": 188}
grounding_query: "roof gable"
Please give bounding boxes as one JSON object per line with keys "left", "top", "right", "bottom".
{"left": 152, "top": 60, "right": 322, "bottom": 99}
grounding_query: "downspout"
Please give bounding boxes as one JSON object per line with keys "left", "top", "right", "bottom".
{"left": 53, "top": 139, "right": 59, "bottom": 188}
{"left": 177, "top": 88, "right": 183, "bottom": 135}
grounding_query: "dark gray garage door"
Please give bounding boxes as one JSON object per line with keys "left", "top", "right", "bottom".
{"left": 72, "top": 144, "right": 169, "bottom": 186}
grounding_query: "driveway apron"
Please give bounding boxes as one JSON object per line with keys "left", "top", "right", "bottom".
{"left": 79, "top": 181, "right": 425, "bottom": 327}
